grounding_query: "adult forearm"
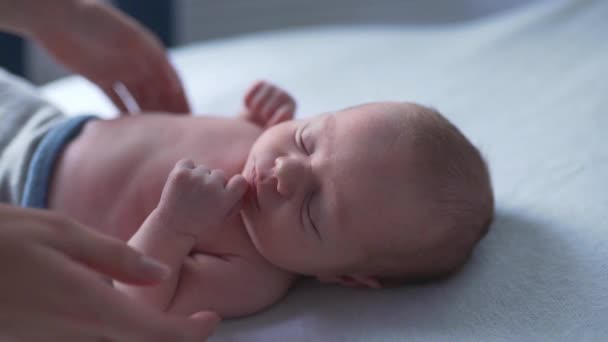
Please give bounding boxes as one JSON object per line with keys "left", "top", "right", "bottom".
{"left": 0, "top": 0, "right": 27, "bottom": 33}
{"left": 0, "top": 0, "right": 78, "bottom": 35}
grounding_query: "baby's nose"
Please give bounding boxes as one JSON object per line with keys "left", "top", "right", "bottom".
{"left": 274, "top": 156, "right": 309, "bottom": 198}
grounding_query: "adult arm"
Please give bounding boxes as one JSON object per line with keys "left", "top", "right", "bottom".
{"left": 0, "top": 204, "right": 218, "bottom": 341}
{"left": 0, "top": 0, "right": 189, "bottom": 114}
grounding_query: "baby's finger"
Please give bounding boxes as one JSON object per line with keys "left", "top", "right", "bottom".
{"left": 226, "top": 174, "right": 248, "bottom": 200}
{"left": 207, "top": 169, "right": 227, "bottom": 186}
{"left": 267, "top": 103, "right": 295, "bottom": 127}
{"left": 224, "top": 175, "right": 248, "bottom": 218}
{"left": 244, "top": 80, "right": 265, "bottom": 109}
{"left": 192, "top": 166, "right": 212, "bottom": 185}
{"left": 193, "top": 164, "right": 211, "bottom": 174}
{"left": 260, "top": 90, "right": 283, "bottom": 118}
{"left": 251, "top": 83, "right": 273, "bottom": 114}
{"left": 176, "top": 159, "right": 196, "bottom": 170}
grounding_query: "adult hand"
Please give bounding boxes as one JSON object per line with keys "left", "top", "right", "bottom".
{"left": 30, "top": 0, "right": 190, "bottom": 114}
{"left": 0, "top": 204, "right": 218, "bottom": 341}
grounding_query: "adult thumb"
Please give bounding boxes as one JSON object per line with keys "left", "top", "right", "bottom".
{"left": 184, "top": 311, "right": 221, "bottom": 340}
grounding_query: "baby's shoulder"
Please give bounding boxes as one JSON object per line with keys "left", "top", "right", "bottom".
{"left": 238, "top": 252, "right": 297, "bottom": 285}
{"left": 230, "top": 254, "right": 297, "bottom": 314}
{"left": 175, "top": 251, "right": 296, "bottom": 317}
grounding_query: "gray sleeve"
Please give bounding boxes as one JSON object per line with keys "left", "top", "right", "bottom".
{"left": 0, "top": 68, "right": 66, "bottom": 204}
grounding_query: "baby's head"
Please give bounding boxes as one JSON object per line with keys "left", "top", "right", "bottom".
{"left": 241, "top": 102, "right": 493, "bottom": 288}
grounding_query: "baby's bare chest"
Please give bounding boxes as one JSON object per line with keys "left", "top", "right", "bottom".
{"left": 49, "top": 115, "right": 261, "bottom": 248}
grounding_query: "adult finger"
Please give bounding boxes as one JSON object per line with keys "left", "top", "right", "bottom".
{"left": 167, "top": 81, "right": 190, "bottom": 114}
{"left": 127, "top": 77, "right": 159, "bottom": 113}
{"left": 48, "top": 221, "right": 170, "bottom": 285}
{"left": 113, "top": 304, "right": 220, "bottom": 342}
{"left": 161, "top": 60, "right": 190, "bottom": 114}
{"left": 100, "top": 83, "right": 129, "bottom": 114}
{"left": 151, "top": 311, "right": 220, "bottom": 342}
{"left": 121, "top": 52, "right": 164, "bottom": 113}
{"left": 56, "top": 256, "right": 219, "bottom": 342}
{"left": 138, "top": 53, "right": 189, "bottom": 114}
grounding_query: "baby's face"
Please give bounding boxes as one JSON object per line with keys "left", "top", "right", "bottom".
{"left": 240, "top": 102, "right": 421, "bottom": 277}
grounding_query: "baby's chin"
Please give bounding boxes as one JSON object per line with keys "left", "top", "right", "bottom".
{"left": 238, "top": 213, "right": 271, "bottom": 258}
{"left": 241, "top": 152, "right": 255, "bottom": 182}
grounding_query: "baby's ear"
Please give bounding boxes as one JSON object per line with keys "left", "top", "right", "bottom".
{"left": 316, "top": 275, "right": 382, "bottom": 289}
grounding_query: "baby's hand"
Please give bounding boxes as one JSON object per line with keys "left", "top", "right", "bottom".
{"left": 156, "top": 160, "right": 248, "bottom": 238}
{"left": 241, "top": 80, "right": 296, "bottom": 128}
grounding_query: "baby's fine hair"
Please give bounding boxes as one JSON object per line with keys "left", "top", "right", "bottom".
{"left": 381, "top": 105, "right": 494, "bottom": 285}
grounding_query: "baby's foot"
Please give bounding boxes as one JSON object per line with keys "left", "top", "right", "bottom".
{"left": 241, "top": 80, "right": 296, "bottom": 127}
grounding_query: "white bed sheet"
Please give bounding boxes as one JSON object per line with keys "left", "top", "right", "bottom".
{"left": 41, "top": 0, "right": 608, "bottom": 340}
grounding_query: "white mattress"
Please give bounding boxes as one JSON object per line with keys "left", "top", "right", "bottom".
{"left": 41, "top": 0, "right": 608, "bottom": 340}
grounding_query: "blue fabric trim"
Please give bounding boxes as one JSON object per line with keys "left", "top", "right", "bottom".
{"left": 21, "top": 115, "right": 97, "bottom": 208}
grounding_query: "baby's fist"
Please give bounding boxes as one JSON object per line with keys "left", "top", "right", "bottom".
{"left": 157, "top": 159, "right": 248, "bottom": 237}
{"left": 242, "top": 80, "right": 296, "bottom": 127}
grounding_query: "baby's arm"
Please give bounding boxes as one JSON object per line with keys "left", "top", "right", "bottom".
{"left": 114, "top": 159, "right": 248, "bottom": 310}
{"left": 166, "top": 251, "right": 294, "bottom": 318}
{"left": 240, "top": 80, "right": 297, "bottom": 128}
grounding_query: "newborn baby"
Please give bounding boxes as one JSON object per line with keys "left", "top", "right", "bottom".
{"left": 8, "top": 79, "right": 494, "bottom": 318}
